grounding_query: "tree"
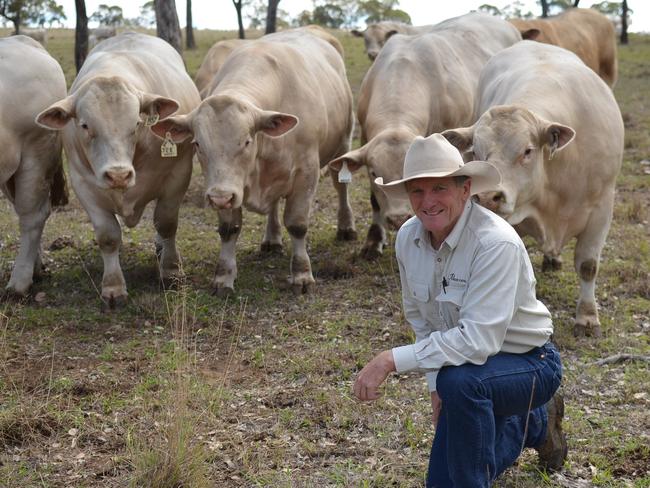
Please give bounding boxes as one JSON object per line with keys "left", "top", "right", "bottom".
{"left": 136, "top": 1, "right": 155, "bottom": 26}
{"left": 186, "top": 0, "right": 195, "bottom": 49}
{"left": 265, "top": 0, "right": 280, "bottom": 34}
{"left": 312, "top": 3, "right": 345, "bottom": 28}
{"left": 0, "top": 0, "right": 66, "bottom": 34}
{"left": 90, "top": 4, "right": 123, "bottom": 26}
{"left": 621, "top": 0, "right": 628, "bottom": 44}
{"left": 232, "top": 0, "right": 247, "bottom": 39}
{"left": 540, "top": 0, "right": 549, "bottom": 17}
{"left": 75, "top": 0, "right": 88, "bottom": 73}
{"left": 357, "top": 0, "right": 411, "bottom": 24}
{"left": 591, "top": 1, "right": 633, "bottom": 44}
{"left": 154, "top": 0, "right": 182, "bottom": 53}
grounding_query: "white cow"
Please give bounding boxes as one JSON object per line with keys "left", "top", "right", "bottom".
{"left": 442, "top": 41, "right": 624, "bottom": 337}
{"left": 89, "top": 26, "right": 117, "bottom": 48}
{"left": 37, "top": 32, "right": 200, "bottom": 309}
{"left": 151, "top": 28, "right": 354, "bottom": 295}
{"left": 0, "top": 36, "right": 67, "bottom": 296}
{"left": 330, "top": 13, "right": 521, "bottom": 259}
{"left": 16, "top": 28, "right": 47, "bottom": 46}
{"left": 351, "top": 21, "right": 433, "bottom": 60}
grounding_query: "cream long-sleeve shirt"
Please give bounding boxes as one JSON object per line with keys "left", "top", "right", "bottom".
{"left": 391, "top": 200, "right": 553, "bottom": 391}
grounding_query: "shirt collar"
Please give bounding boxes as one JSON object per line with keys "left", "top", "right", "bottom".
{"left": 411, "top": 199, "right": 474, "bottom": 250}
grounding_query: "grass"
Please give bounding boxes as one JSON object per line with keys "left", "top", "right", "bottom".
{"left": 0, "top": 27, "right": 649, "bottom": 487}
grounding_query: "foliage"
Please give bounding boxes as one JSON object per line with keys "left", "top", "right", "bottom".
{"left": 0, "top": 0, "right": 66, "bottom": 28}
{"left": 133, "top": 0, "right": 155, "bottom": 27}
{"left": 245, "top": 0, "right": 289, "bottom": 30}
{"left": 477, "top": 1, "right": 535, "bottom": 19}
{"left": 357, "top": 0, "right": 410, "bottom": 24}
{"left": 89, "top": 3, "right": 124, "bottom": 27}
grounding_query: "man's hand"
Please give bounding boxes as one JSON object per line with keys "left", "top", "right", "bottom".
{"left": 353, "top": 350, "right": 396, "bottom": 401}
{"left": 430, "top": 391, "right": 442, "bottom": 427}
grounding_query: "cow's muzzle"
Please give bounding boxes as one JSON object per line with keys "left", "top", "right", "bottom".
{"left": 103, "top": 167, "right": 135, "bottom": 190}
{"left": 477, "top": 191, "right": 506, "bottom": 213}
{"left": 206, "top": 192, "right": 235, "bottom": 210}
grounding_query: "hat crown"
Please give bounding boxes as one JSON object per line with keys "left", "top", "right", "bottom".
{"left": 403, "top": 134, "right": 465, "bottom": 179}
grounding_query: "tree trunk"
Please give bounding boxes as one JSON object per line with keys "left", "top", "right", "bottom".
{"left": 154, "top": 0, "right": 182, "bottom": 54}
{"left": 620, "top": 0, "right": 628, "bottom": 44}
{"left": 13, "top": 9, "right": 20, "bottom": 34}
{"left": 233, "top": 0, "right": 245, "bottom": 39}
{"left": 265, "top": 0, "right": 280, "bottom": 34}
{"left": 75, "top": 0, "right": 89, "bottom": 73}
{"left": 540, "top": 0, "right": 549, "bottom": 18}
{"left": 573, "top": 0, "right": 580, "bottom": 6}
{"left": 186, "top": 0, "right": 195, "bottom": 49}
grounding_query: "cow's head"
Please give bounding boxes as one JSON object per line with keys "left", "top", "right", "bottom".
{"left": 352, "top": 24, "right": 397, "bottom": 61}
{"left": 442, "top": 105, "right": 575, "bottom": 225}
{"left": 151, "top": 95, "right": 298, "bottom": 210}
{"left": 328, "top": 129, "right": 413, "bottom": 229}
{"left": 36, "top": 76, "right": 179, "bottom": 191}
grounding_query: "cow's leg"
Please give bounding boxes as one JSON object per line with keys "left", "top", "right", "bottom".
{"left": 329, "top": 169, "right": 357, "bottom": 241}
{"left": 5, "top": 163, "right": 51, "bottom": 296}
{"left": 572, "top": 196, "right": 614, "bottom": 338}
{"left": 153, "top": 195, "right": 183, "bottom": 286}
{"left": 360, "top": 191, "right": 387, "bottom": 260}
{"left": 261, "top": 200, "right": 283, "bottom": 254}
{"left": 213, "top": 207, "right": 242, "bottom": 296}
{"left": 89, "top": 209, "right": 127, "bottom": 310}
{"left": 284, "top": 166, "right": 318, "bottom": 295}
{"left": 542, "top": 254, "right": 563, "bottom": 271}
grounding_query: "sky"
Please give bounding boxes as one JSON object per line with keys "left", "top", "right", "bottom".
{"left": 54, "top": 1, "right": 650, "bottom": 33}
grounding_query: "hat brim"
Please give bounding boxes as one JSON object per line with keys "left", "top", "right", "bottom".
{"left": 375, "top": 160, "right": 501, "bottom": 202}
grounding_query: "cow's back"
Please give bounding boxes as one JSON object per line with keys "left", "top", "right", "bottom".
{"left": 195, "top": 39, "right": 250, "bottom": 97}
{"left": 77, "top": 32, "right": 197, "bottom": 111}
{"left": 477, "top": 41, "right": 622, "bottom": 185}
{"left": 359, "top": 13, "right": 521, "bottom": 137}
{"left": 0, "top": 36, "right": 66, "bottom": 135}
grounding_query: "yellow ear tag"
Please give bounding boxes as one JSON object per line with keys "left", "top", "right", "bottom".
{"left": 161, "top": 132, "right": 177, "bottom": 158}
{"left": 144, "top": 113, "right": 159, "bottom": 127}
{"left": 338, "top": 160, "right": 352, "bottom": 184}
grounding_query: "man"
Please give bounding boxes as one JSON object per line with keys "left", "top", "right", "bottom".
{"left": 353, "top": 134, "right": 567, "bottom": 487}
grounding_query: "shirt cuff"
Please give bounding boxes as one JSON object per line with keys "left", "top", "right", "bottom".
{"left": 392, "top": 344, "right": 418, "bottom": 373}
{"left": 426, "top": 371, "right": 439, "bottom": 392}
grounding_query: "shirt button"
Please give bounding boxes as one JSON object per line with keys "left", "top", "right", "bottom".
{"left": 437, "top": 258, "right": 441, "bottom": 262}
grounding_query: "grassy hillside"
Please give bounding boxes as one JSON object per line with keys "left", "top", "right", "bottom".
{"left": 0, "top": 27, "right": 648, "bottom": 487}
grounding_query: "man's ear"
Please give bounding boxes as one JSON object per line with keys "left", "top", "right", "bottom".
{"left": 256, "top": 110, "right": 299, "bottom": 137}
{"left": 150, "top": 114, "right": 193, "bottom": 143}
{"left": 441, "top": 127, "right": 475, "bottom": 153}
{"left": 543, "top": 122, "right": 575, "bottom": 159}
{"left": 139, "top": 92, "right": 180, "bottom": 123}
{"left": 328, "top": 144, "right": 368, "bottom": 173}
{"left": 36, "top": 96, "right": 75, "bottom": 129}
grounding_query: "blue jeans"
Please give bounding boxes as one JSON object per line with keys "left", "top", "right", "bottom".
{"left": 426, "top": 342, "right": 562, "bottom": 488}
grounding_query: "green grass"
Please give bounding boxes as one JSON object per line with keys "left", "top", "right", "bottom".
{"left": 0, "top": 28, "right": 649, "bottom": 487}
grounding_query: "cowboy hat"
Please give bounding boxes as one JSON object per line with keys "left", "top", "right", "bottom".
{"left": 375, "top": 133, "right": 501, "bottom": 202}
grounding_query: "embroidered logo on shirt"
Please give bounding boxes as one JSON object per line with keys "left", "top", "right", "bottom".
{"left": 448, "top": 273, "right": 467, "bottom": 285}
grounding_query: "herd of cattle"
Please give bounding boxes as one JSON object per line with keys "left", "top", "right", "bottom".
{"left": 0, "top": 9, "right": 624, "bottom": 338}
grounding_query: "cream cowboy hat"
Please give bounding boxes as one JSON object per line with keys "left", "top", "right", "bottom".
{"left": 375, "top": 133, "right": 501, "bottom": 202}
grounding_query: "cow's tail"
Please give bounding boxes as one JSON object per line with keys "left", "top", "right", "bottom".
{"left": 49, "top": 163, "right": 69, "bottom": 207}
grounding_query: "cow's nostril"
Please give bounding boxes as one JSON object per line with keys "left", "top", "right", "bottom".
{"left": 493, "top": 192, "right": 504, "bottom": 203}
{"left": 104, "top": 169, "right": 134, "bottom": 189}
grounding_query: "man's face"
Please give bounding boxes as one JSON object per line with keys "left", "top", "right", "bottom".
{"left": 406, "top": 176, "right": 472, "bottom": 246}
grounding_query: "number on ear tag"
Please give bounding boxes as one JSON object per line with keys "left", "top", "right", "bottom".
{"left": 338, "top": 161, "right": 352, "bottom": 184}
{"left": 144, "top": 113, "right": 159, "bottom": 127}
{"left": 161, "top": 132, "right": 177, "bottom": 158}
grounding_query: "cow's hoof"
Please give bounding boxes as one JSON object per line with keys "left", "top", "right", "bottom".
{"left": 260, "top": 242, "right": 284, "bottom": 254}
{"left": 1, "top": 288, "right": 29, "bottom": 303}
{"left": 155, "top": 243, "right": 163, "bottom": 259}
{"left": 360, "top": 246, "right": 382, "bottom": 261}
{"left": 291, "top": 281, "right": 314, "bottom": 295}
{"left": 573, "top": 323, "right": 602, "bottom": 338}
{"left": 101, "top": 294, "right": 128, "bottom": 312}
{"left": 213, "top": 285, "right": 234, "bottom": 298}
{"left": 542, "top": 255, "right": 562, "bottom": 272}
{"left": 336, "top": 228, "right": 358, "bottom": 241}
{"left": 160, "top": 276, "right": 180, "bottom": 291}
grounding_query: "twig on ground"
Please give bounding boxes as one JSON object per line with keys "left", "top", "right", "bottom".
{"left": 591, "top": 353, "right": 650, "bottom": 366}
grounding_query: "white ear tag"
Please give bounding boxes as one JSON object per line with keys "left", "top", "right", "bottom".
{"left": 144, "top": 113, "right": 159, "bottom": 127}
{"left": 161, "top": 132, "right": 177, "bottom": 158}
{"left": 338, "top": 161, "right": 352, "bottom": 183}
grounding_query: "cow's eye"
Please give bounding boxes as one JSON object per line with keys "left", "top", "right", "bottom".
{"left": 524, "top": 148, "right": 532, "bottom": 156}
{"left": 244, "top": 138, "right": 251, "bottom": 147}
{"left": 192, "top": 140, "right": 200, "bottom": 149}
{"left": 81, "top": 123, "right": 89, "bottom": 130}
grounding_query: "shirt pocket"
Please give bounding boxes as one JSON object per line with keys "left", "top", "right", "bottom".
{"left": 437, "top": 286, "right": 465, "bottom": 329}
{"left": 408, "top": 279, "right": 430, "bottom": 303}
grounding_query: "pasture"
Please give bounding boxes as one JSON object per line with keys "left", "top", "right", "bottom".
{"left": 0, "top": 27, "right": 649, "bottom": 487}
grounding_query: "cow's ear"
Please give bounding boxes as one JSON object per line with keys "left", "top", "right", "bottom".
{"left": 328, "top": 145, "right": 368, "bottom": 173}
{"left": 441, "top": 127, "right": 474, "bottom": 153}
{"left": 385, "top": 29, "right": 399, "bottom": 41}
{"left": 140, "top": 93, "right": 180, "bottom": 122}
{"left": 544, "top": 122, "right": 575, "bottom": 159}
{"left": 351, "top": 29, "right": 363, "bottom": 38}
{"left": 256, "top": 111, "right": 299, "bottom": 137}
{"left": 521, "top": 28, "right": 541, "bottom": 40}
{"left": 36, "top": 97, "right": 75, "bottom": 130}
{"left": 150, "top": 115, "right": 193, "bottom": 143}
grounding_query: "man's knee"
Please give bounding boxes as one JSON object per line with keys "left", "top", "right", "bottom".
{"left": 436, "top": 365, "right": 483, "bottom": 402}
